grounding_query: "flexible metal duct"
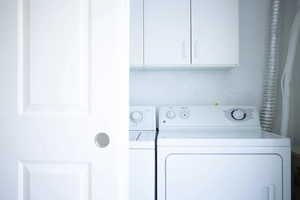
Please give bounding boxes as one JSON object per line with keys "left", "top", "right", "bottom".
{"left": 260, "top": 0, "right": 281, "bottom": 132}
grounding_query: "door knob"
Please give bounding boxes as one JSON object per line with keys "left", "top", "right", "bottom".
{"left": 95, "top": 133, "right": 110, "bottom": 148}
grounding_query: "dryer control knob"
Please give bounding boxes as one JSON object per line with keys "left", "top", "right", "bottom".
{"left": 231, "top": 109, "right": 247, "bottom": 121}
{"left": 166, "top": 111, "right": 176, "bottom": 119}
{"left": 130, "top": 111, "right": 143, "bottom": 123}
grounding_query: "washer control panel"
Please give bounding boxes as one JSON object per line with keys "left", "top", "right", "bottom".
{"left": 165, "top": 107, "right": 191, "bottom": 120}
{"left": 166, "top": 110, "right": 176, "bottom": 119}
{"left": 129, "top": 106, "right": 156, "bottom": 131}
{"left": 224, "top": 108, "right": 254, "bottom": 122}
{"left": 159, "top": 105, "right": 259, "bottom": 130}
{"left": 130, "top": 111, "right": 144, "bottom": 123}
{"left": 162, "top": 106, "right": 191, "bottom": 121}
{"left": 231, "top": 109, "right": 247, "bottom": 120}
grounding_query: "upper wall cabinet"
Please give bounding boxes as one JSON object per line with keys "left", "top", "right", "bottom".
{"left": 130, "top": 0, "right": 144, "bottom": 65}
{"left": 144, "top": 0, "right": 191, "bottom": 65}
{"left": 192, "top": 0, "right": 239, "bottom": 66}
{"left": 130, "top": 0, "right": 239, "bottom": 68}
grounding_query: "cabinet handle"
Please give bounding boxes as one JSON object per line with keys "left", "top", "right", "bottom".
{"left": 267, "top": 185, "right": 275, "bottom": 200}
{"left": 193, "top": 40, "right": 199, "bottom": 59}
{"left": 181, "top": 41, "right": 187, "bottom": 59}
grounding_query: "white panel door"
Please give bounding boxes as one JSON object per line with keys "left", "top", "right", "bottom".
{"left": 166, "top": 154, "right": 282, "bottom": 200}
{"left": 192, "top": 0, "right": 239, "bottom": 66}
{"left": 144, "top": 0, "right": 190, "bottom": 65}
{"left": 0, "top": 0, "right": 129, "bottom": 199}
{"left": 130, "top": 0, "right": 143, "bottom": 66}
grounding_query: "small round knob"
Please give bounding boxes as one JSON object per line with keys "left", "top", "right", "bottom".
{"left": 231, "top": 109, "right": 247, "bottom": 120}
{"left": 166, "top": 110, "right": 176, "bottom": 119}
{"left": 180, "top": 110, "right": 190, "bottom": 119}
{"left": 130, "top": 111, "right": 143, "bottom": 123}
{"left": 95, "top": 133, "right": 110, "bottom": 148}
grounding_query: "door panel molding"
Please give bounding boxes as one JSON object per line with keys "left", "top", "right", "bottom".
{"left": 17, "top": 0, "right": 90, "bottom": 114}
{"left": 18, "top": 161, "right": 91, "bottom": 200}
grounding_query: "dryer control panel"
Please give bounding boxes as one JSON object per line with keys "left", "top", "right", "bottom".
{"left": 159, "top": 105, "right": 260, "bottom": 130}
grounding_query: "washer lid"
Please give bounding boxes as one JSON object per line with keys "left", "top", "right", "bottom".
{"left": 129, "top": 131, "right": 140, "bottom": 141}
{"left": 157, "top": 131, "right": 290, "bottom": 147}
{"left": 129, "top": 131, "right": 156, "bottom": 149}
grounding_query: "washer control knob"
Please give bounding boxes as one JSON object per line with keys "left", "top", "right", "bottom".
{"left": 166, "top": 110, "right": 176, "bottom": 119}
{"left": 180, "top": 110, "right": 190, "bottom": 119}
{"left": 231, "top": 109, "right": 247, "bottom": 120}
{"left": 130, "top": 111, "right": 143, "bottom": 123}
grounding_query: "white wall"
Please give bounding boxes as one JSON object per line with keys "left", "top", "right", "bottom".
{"left": 292, "top": 44, "right": 300, "bottom": 144}
{"left": 289, "top": 0, "right": 300, "bottom": 145}
{"left": 276, "top": 0, "right": 299, "bottom": 143}
{"left": 130, "top": 0, "right": 271, "bottom": 107}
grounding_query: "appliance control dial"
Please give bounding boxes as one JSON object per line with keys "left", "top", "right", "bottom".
{"left": 166, "top": 110, "right": 176, "bottom": 119}
{"left": 130, "top": 111, "right": 143, "bottom": 123}
{"left": 180, "top": 110, "right": 190, "bottom": 119}
{"left": 231, "top": 109, "right": 247, "bottom": 120}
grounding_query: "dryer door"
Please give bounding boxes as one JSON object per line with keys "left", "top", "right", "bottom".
{"left": 165, "top": 154, "right": 282, "bottom": 200}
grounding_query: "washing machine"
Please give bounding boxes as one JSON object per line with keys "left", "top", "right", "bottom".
{"left": 157, "top": 105, "right": 291, "bottom": 200}
{"left": 129, "top": 106, "right": 156, "bottom": 200}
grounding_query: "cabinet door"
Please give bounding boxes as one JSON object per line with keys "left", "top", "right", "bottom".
{"left": 166, "top": 154, "right": 282, "bottom": 200}
{"left": 192, "top": 0, "right": 239, "bottom": 66}
{"left": 144, "top": 0, "right": 190, "bottom": 65}
{"left": 130, "top": 0, "right": 143, "bottom": 65}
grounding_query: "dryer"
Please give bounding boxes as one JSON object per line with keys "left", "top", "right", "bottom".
{"left": 129, "top": 106, "right": 156, "bottom": 200}
{"left": 157, "top": 105, "right": 291, "bottom": 200}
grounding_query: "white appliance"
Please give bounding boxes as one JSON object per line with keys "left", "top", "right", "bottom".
{"left": 129, "top": 106, "right": 156, "bottom": 200}
{"left": 157, "top": 105, "right": 291, "bottom": 200}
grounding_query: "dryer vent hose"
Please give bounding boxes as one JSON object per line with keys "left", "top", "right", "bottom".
{"left": 260, "top": 0, "right": 281, "bottom": 132}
